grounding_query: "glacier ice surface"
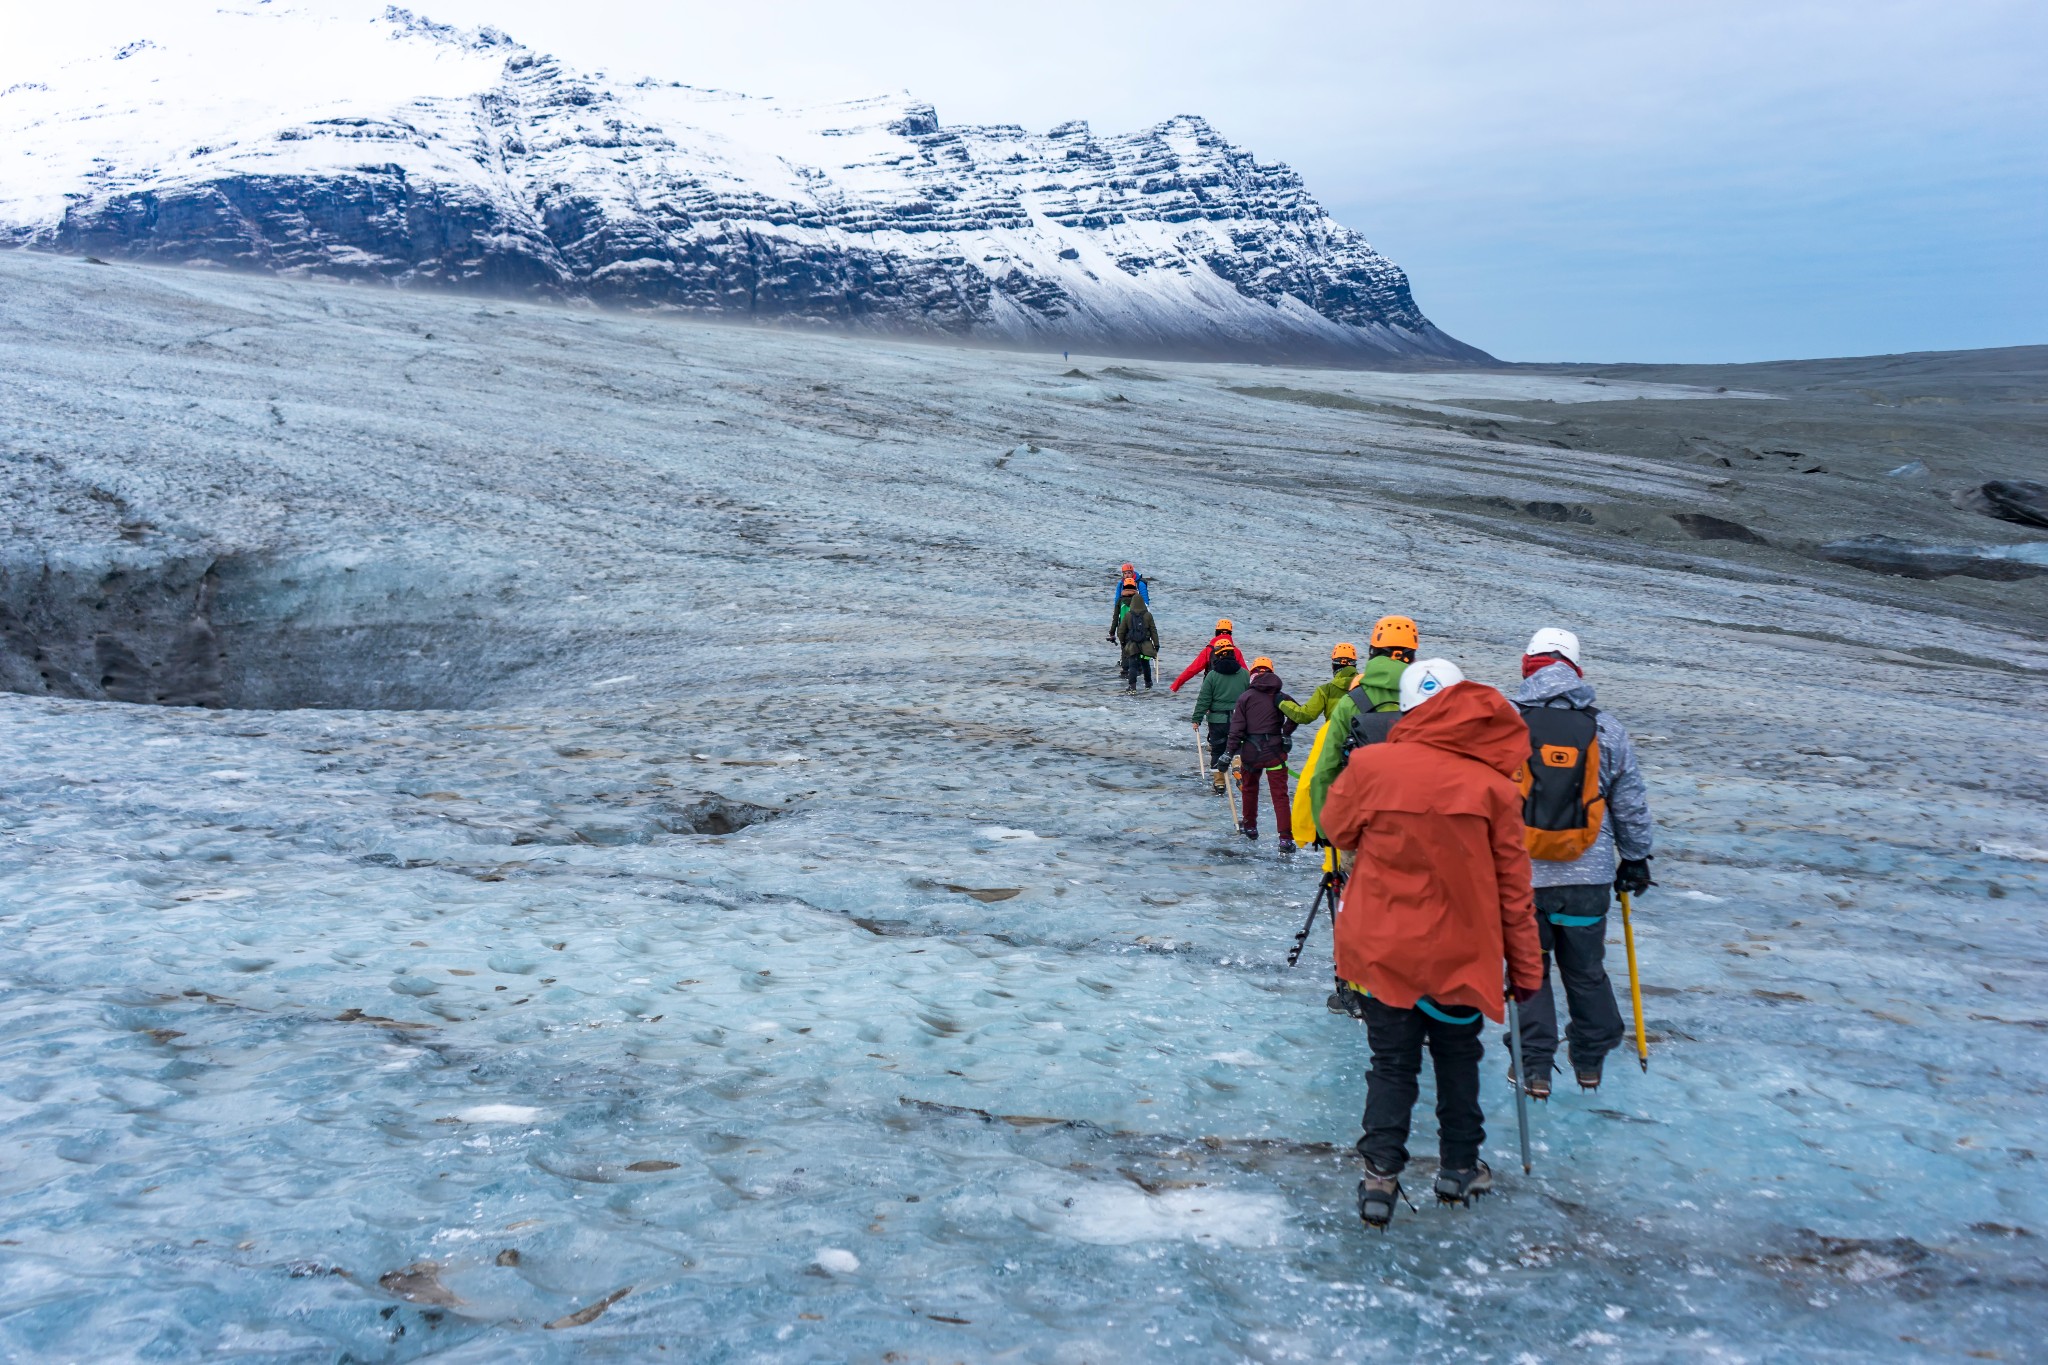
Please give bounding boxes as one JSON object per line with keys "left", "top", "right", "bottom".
{"left": 0, "top": 252, "right": 2044, "bottom": 1360}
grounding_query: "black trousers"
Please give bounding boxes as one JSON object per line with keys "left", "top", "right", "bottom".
{"left": 1122, "top": 655, "right": 1153, "bottom": 688}
{"left": 1516, "top": 883, "right": 1625, "bottom": 1071}
{"left": 1207, "top": 721, "right": 1231, "bottom": 769}
{"left": 1360, "top": 997, "right": 1485, "bottom": 1174}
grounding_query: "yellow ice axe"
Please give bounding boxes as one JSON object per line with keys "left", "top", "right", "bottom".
{"left": 1620, "top": 890, "right": 1648, "bottom": 1072}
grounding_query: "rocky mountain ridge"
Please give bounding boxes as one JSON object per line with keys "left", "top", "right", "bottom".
{"left": 0, "top": 3, "right": 1488, "bottom": 364}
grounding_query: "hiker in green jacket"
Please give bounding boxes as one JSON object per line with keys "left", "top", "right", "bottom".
{"left": 1313, "top": 615, "right": 1419, "bottom": 1020}
{"left": 1189, "top": 638, "right": 1250, "bottom": 792}
{"left": 1308, "top": 617, "right": 1419, "bottom": 840}
{"left": 1280, "top": 641, "right": 1359, "bottom": 727}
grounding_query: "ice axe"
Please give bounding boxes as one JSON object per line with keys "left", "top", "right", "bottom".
{"left": 1192, "top": 723, "right": 1209, "bottom": 781}
{"left": 1620, "top": 890, "right": 1649, "bottom": 1072}
{"left": 1222, "top": 755, "right": 1242, "bottom": 833}
{"left": 1505, "top": 977, "right": 1534, "bottom": 1175}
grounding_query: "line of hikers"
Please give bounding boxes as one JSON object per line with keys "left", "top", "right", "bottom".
{"left": 1108, "top": 567, "right": 1655, "bottom": 1228}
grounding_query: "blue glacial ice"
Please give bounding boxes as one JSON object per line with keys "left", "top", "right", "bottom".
{"left": 0, "top": 250, "right": 2045, "bottom": 1361}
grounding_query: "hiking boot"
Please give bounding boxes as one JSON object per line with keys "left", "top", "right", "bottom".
{"left": 1326, "top": 983, "right": 1368, "bottom": 1019}
{"left": 1277, "top": 839, "right": 1296, "bottom": 856}
{"left": 1574, "top": 1061, "right": 1603, "bottom": 1092}
{"left": 1433, "top": 1160, "right": 1493, "bottom": 1206}
{"left": 1357, "top": 1164, "right": 1403, "bottom": 1229}
{"left": 1507, "top": 1061, "right": 1551, "bottom": 1101}
{"left": 1240, "top": 828, "right": 1258, "bottom": 841}
{"left": 1212, "top": 773, "right": 1227, "bottom": 793}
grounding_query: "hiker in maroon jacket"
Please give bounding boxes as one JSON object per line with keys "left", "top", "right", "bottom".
{"left": 1225, "top": 656, "right": 1298, "bottom": 847}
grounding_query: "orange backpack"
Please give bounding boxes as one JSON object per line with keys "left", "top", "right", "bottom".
{"left": 1513, "top": 706, "right": 1606, "bottom": 861}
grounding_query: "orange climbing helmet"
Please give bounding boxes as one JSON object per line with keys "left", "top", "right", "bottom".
{"left": 1250, "top": 656, "right": 1274, "bottom": 672}
{"left": 1370, "top": 615, "right": 1419, "bottom": 651}
{"left": 1330, "top": 641, "right": 1358, "bottom": 663}
{"left": 1215, "top": 618, "right": 1234, "bottom": 633}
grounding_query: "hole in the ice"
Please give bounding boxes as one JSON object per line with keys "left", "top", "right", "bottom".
{"left": 515, "top": 794, "right": 788, "bottom": 846}
{"left": 659, "top": 796, "right": 783, "bottom": 837}
{"left": 2, "top": 550, "right": 571, "bottom": 709}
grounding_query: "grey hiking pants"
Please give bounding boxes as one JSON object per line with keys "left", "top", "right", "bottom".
{"left": 1515, "top": 883, "right": 1625, "bottom": 1073}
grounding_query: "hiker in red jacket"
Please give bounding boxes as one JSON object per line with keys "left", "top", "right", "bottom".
{"left": 1169, "top": 619, "right": 1237, "bottom": 692}
{"left": 1318, "top": 659, "right": 1545, "bottom": 1228}
{"left": 1224, "top": 656, "right": 1297, "bottom": 847}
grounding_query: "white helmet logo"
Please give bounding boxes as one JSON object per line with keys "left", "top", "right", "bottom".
{"left": 1399, "top": 657, "right": 1466, "bottom": 711}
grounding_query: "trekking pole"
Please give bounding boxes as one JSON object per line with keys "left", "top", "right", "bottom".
{"left": 1505, "top": 987, "right": 1534, "bottom": 1175}
{"left": 1620, "top": 890, "right": 1649, "bottom": 1072}
{"left": 1286, "top": 873, "right": 1330, "bottom": 967}
{"left": 1193, "top": 725, "right": 1208, "bottom": 781}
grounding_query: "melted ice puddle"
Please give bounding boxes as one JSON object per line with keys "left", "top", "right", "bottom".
{"left": 1029, "top": 1178, "right": 1288, "bottom": 1248}
{"left": 451, "top": 1104, "right": 543, "bottom": 1124}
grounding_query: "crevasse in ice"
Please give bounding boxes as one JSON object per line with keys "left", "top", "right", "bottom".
{"left": 0, "top": 253, "right": 2043, "bottom": 1360}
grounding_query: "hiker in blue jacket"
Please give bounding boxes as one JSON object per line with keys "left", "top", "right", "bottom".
{"left": 1105, "top": 562, "right": 1150, "bottom": 641}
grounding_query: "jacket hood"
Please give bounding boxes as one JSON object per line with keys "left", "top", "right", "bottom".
{"left": 1514, "top": 660, "right": 1596, "bottom": 709}
{"left": 1249, "top": 671, "right": 1281, "bottom": 695}
{"left": 1390, "top": 681, "right": 1529, "bottom": 777}
{"left": 1359, "top": 655, "right": 1405, "bottom": 711}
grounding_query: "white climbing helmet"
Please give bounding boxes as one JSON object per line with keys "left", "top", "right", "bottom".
{"left": 1524, "top": 627, "right": 1582, "bottom": 667}
{"left": 1399, "top": 658, "right": 1465, "bottom": 712}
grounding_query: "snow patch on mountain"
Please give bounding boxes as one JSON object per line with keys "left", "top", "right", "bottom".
{"left": 0, "top": 2, "right": 1488, "bottom": 364}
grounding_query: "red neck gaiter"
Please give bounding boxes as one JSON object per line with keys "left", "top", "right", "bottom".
{"left": 1522, "top": 653, "right": 1582, "bottom": 678}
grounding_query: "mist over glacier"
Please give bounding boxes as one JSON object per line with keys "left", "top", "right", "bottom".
{"left": 1, "top": 251, "right": 2044, "bottom": 1359}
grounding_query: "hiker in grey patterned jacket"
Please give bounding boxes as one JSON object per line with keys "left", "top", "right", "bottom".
{"left": 1507, "top": 627, "right": 1654, "bottom": 1096}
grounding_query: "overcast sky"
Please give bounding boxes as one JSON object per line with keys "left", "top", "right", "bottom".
{"left": 9, "top": 1, "right": 2043, "bottom": 362}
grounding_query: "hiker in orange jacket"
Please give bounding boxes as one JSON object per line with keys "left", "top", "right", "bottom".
{"left": 1317, "top": 659, "right": 1545, "bottom": 1227}
{"left": 1168, "top": 619, "right": 1237, "bottom": 692}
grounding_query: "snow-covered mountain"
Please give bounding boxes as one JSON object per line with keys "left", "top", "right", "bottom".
{"left": 0, "top": 3, "right": 1489, "bottom": 364}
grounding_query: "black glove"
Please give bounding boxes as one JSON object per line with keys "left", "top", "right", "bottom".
{"left": 1614, "top": 858, "right": 1654, "bottom": 897}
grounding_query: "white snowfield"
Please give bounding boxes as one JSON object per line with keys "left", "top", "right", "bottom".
{"left": 0, "top": 1, "right": 1480, "bottom": 362}
{"left": 0, "top": 251, "right": 2043, "bottom": 1359}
